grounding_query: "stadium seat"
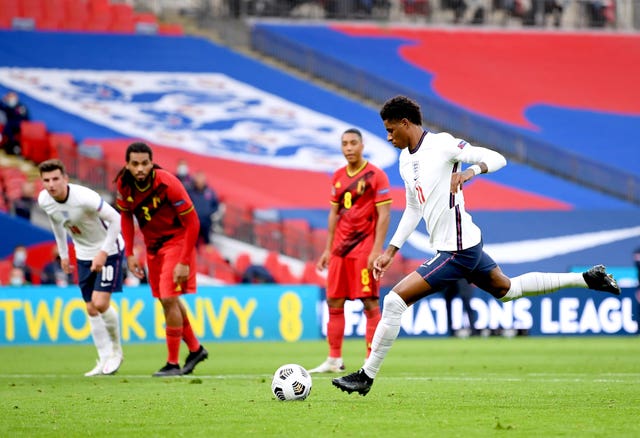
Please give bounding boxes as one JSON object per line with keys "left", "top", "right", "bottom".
{"left": 158, "top": 23, "right": 184, "bottom": 36}
{"left": 133, "top": 12, "right": 158, "bottom": 34}
{"left": 281, "top": 218, "right": 312, "bottom": 260}
{"left": 19, "top": 0, "right": 44, "bottom": 17}
{"left": 234, "top": 252, "right": 252, "bottom": 277}
{"left": 310, "top": 228, "right": 328, "bottom": 261}
{"left": 61, "top": 0, "right": 89, "bottom": 31}
{"left": 199, "top": 244, "right": 227, "bottom": 265}
{"left": 0, "top": 0, "right": 20, "bottom": 28}
{"left": 48, "top": 132, "right": 75, "bottom": 161}
{"left": 41, "top": 0, "right": 65, "bottom": 27}
{"left": 109, "top": 3, "right": 135, "bottom": 33}
{"left": 0, "top": 259, "right": 12, "bottom": 285}
{"left": 86, "top": 0, "right": 110, "bottom": 16}
{"left": 19, "top": 121, "right": 50, "bottom": 164}
{"left": 402, "top": 0, "right": 429, "bottom": 15}
{"left": 254, "top": 221, "right": 282, "bottom": 253}
{"left": 301, "top": 261, "right": 326, "bottom": 287}
{"left": 213, "top": 262, "right": 238, "bottom": 284}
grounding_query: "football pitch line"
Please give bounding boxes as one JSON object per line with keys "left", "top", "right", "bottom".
{"left": 2, "top": 373, "right": 639, "bottom": 383}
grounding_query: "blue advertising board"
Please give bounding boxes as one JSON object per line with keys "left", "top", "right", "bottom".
{"left": 2, "top": 285, "right": 637, "bottom": 346}
{"left": 0, "top": 285, "right": 322, "bottom": 345}
{"left": 318, "top": 288, "right": 638, "bottom": 337}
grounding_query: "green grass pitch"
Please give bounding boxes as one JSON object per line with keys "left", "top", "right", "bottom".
{"left": 1, "top": 337, "right": 639, "bottom": 437}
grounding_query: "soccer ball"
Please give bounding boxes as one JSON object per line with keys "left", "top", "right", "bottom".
{"left": 271, "top": 364, "right": 312, "bottom": 401}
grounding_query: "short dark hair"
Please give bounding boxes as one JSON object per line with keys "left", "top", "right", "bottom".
{"left": 114, "top": 142, "right": 161, "bottom": 186}
{"left": 38, "top": 159, "right": 67, "bottom": 176}
{"left": 380, "top": 96, "right": 422, "bottom": 125}
{"left": 125, "top": 142, "right": 153, "bottom": 162}
{"left": 342, "top": 128, "right": 363, "bottom": 140}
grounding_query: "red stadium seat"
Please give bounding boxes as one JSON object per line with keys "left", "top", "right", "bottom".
{"left": 133, "top": 12, "right": 158, "bottom": 34}
{"left": 158, "top": 23, "right": 184, "bottom": 36}
{"left": 234, "top": 252, "right": 252, "bottom": 277}
{"left": 87, "top": 0, "right": 110, "bottom": 16}
{"left": 48, "top": 132, "right": 75, "bottom": 160}
{"left": 0, "top": 0, "right": 20, "bottom": 28}
{"left": 281, "top": 218, "right": 312, "bottom": 260}
{"left": 213, "top": 262, "right": 238, "bottom": 284}
{"left": 20, "top": 121, "right": 50, "bottom": 164}
{"left": 0, "top": 260, "right": 12, "bottom": 285}
{"left": 301, "top": 261, "right": 326, "bottom": 287}
{"left": 61, "top": 0, "right": 89, "bottom": 31}
{"left": 109, "top": 3, "right": 134, "bottom": 33}
{"left": 402, "top": 0, "right": 429, "bottom": 15}
{"left": 19, "top": 0, "right": 45, "bottom": 19}
{"left": 134, "top": 12, "right": 158, "bottom": 24}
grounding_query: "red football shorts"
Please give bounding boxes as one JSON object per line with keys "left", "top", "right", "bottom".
{"left": 326, "top": 254, "right": 378, "bottom": 300}
{"left": 146, "top": 237, "right": 197, "bottom": 298}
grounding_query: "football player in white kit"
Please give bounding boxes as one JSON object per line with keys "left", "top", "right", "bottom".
{"left": 38, "top": 159, "right": 124, "bottom": 376}
{"left": 333, "top": 95, "right": 621, "bottom": 396}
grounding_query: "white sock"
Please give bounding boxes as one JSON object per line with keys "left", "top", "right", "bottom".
{"left": 362, "top": 291, "right": 407, "bottom": 379}
{"left": 89, "top": 315, "right": 112, "bottom": 362}
{"left": 101, "top": 306, "right": 122, "bottom": 356}
{"left": 501, "top": 272, "right": 587, "bottom": 302}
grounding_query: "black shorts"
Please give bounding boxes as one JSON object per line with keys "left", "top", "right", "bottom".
{"left": 77, "top": 251, "right": 124, "bottom": 302}
{"left": 415, "top": 241, "right": 497, "bottom": 291}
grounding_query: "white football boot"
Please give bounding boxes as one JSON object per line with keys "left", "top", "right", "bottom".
{"left": 308, "top": 357, "right": 345, "bottom": 374}
{"left": 102, "top": 354, "right": 124, "bottom": 375}
{"left": 84, "top": 359, "right": 106, "bottom": 377}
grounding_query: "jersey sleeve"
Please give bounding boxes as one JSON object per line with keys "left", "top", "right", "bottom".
{"left": 163, "top": 173, "right": 199, "bottom": 263}
{"left": 329, "top": 169, "right": 341, "bottom": 206}
{"left": 97, "top": 199, "right": 122, "bottom": 254}
{"left": 452, "top": 137, "right": 507, "bottom": 173}
{"left": 164, "top": 174, "right": 195, "bottom": 216}
{"left": 373, "top": 167, "right": 392, "bottom": 206}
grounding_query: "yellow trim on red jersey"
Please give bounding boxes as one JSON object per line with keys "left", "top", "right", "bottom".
{"left": 346, "top": 160, "right": 368, "bottom": 177}
{"left": 375, "top": 200, "right": 393, "bottom": 206}
{"left": 178, "top": 206, "right": 195, "bottom": 216}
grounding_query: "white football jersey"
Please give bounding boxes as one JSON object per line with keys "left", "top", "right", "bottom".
{"left": 38, "top": 183, "right": 124, "bottom": 261}
{"left": 390, "top": 131, "right": 506, "bottom": 252}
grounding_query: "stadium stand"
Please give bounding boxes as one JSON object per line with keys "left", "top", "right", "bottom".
{"left": 0, "top": 19, "right": 638, "bottom": 285}
{"left": 0, "top": 0, "right": 182, "bottom": 34}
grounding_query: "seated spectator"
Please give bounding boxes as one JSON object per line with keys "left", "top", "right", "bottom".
{"left": 241, "top": 264, "right": 276, "bottom": 284}
{"left": 9, "top": 266, "right": 29, "bottom": 286}
{"left": 12, "top": 244, "right": 32, "bottom": 284}
{"left": 40, "top": 246, "right": 73, "bottom": 286}
{"left": 0, "top": 91, "right": 30, "bottom": 156}
{"left": 187, "top": 171, "right": 220, "bottom": 247}
{"left": 12, "top": 180, "right": 36, "bottom": 221}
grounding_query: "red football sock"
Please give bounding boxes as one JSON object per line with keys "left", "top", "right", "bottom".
{"left": 327, "top": 306, "right": 345, "bottom": 358}
{"left": 364, "top": 307, "right": 381, "bottom": 358}
{"left": 166, "top": 326, "right": 183, "bottom": 364}
{"left": 182, "top": 317, "right": 201, "bottom": 352}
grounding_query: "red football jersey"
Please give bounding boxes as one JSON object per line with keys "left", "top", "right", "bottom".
{"left": 116, "top": 168, "right": 195, "bottom": 253}
{"left": 330, "top": 161, "right": 392, "bottom": 257}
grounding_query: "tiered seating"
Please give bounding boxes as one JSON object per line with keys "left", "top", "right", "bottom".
{"left": 0, "top": 0, "right": 183, "bottom": 35}
{"left": 301, "top": 261, "right": 326, "bottom": 287}
{"left": 197, "top": 244, "right": 239, "bottom": 284}
{"left": 0, "top": 0, "right": 20, "bottom": 28}
{"left": 263, "top": 251, "right": 298, "bottom": 284}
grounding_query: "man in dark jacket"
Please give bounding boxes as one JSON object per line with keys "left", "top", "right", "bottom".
{"left": 187, "top": 171, "right": 220, "bottom": 247}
